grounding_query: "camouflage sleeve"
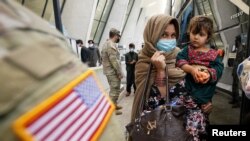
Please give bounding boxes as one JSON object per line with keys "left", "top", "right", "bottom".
{"left": 96, "top": 48, "right": 102, "bottom": 65}
{"left": 107, "top": 47, "right": 122, "bottom": 76}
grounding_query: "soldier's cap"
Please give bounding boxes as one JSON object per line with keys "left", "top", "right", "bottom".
{"left": 110, "top": 28, "right": 121, "bottom": 37}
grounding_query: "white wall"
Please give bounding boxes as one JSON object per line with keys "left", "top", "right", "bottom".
{"left": 120, "top": 0, "right": 143, "bottom": 53}
{"left": 61, "top": 0, "right": 97, "bottom": 45}
{"left": 143, "top": 0, "right": 168, "bottom": 19}
{"left": 99, "top": 0, "right": 130, "bottom": 49}
{"left": 119, "top": 0, "right": 172, "bottom": 53}
{"left": 59, "top": 0, "right": 173, "bottom": 53}
{"left": 171, "top": 0, "right": 183, "bottom": 18}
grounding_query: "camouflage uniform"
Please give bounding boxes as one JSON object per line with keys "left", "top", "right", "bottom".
{"left": 101, "top": 39, "right": 122, "bottom": 105}
{"left": 0, "top": 0, "right": 124, "bottom": 140}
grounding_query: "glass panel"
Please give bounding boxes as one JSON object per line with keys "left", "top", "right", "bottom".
{"left": 126, "top": 0, "right": 134, "bottom": 15}
{"left": 15, "top": 0, "right": 23, "bottom": 4}
{"left": 198, "top": 2, "right": 205, "bottom": 15}
{"left": 94, "top": 22, "right": 105, "bottom": 43}
{"left": 121, "top": 0, "right": 134, "bottom": 32}
{"left": 196, "top": 0, "right": 218, "bottom": 31}
{"left": 94, "top": 0, "right": 106, "bottom": 20}
{"left": 213, "top": 34, "right": 224, "bottom": 48}
{"left": 101, "top": 0, "right": 114, "bottom": 21}
{"left": 43, "top": 0, "right": 54, "bottom": 21}
{"left": 91, "top": 0, "right": 114, "bottom": 44}
{"left": 90, "top": 20, "right": 99, "bottom": 40}
{"left": 203, "top": 1, "right": 210, "bottom": 15}
{"left": 23, "top": 0, "right": 45, "bottom": 16}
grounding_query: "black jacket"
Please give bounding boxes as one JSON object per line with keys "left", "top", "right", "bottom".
{"left": 80, "top": 46, "right": 90, "bottom": 63}
{"left": 125, "top": 51, "right": 138, "bottom": 72}
{"left": 88, "top": 46, "right": 101, "bottom": 67}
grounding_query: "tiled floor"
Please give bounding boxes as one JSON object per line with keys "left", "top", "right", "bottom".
{"left": 210, "top": 91, "right": 240, "bottom": 124}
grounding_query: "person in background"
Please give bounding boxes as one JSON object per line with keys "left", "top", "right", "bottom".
{"left": 101, "top": 28, "right": 123, "bottom": 115}
{"left": 141, "top": 43, "right": 144, "bottom": 49}
{"left": 176, "top": 16, "right": 224, "bottom": 140}
{"left": 125, "top": 43, "right": 138, "bottom": 96}
{"left": 76, "top": 39, "right": 90, "bottom": 64}
{"left": 87, "top": 40, "right": 102, "bottom": 67}
{"left": 138, "top": 43, "right": 144, "bottom": 55}
{"left": 230, "top": 35, "right": 244, "bottom": 108}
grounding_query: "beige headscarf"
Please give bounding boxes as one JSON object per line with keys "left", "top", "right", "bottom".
{"left": 131, "top": 14, "right": 186, "bottom": 121}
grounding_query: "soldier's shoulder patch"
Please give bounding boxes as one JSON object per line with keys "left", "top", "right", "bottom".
{"left": 12, "top": 70, "right": 115, "bottom": 141}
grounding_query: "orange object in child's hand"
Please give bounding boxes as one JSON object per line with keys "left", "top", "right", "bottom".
{"left": 200, "top": 71, "right": 209, "bottom": 79}
{"left": 197, "top": 70, "right": 210, "bottom": 83}
{"left": 196, "top": 75, "right": 203, "bottom": 83}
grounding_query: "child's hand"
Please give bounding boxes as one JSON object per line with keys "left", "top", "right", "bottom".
{"left": 191, "top": 68, "right": 201, "bottom": 83}
{"left": 199, "top": 71, "right": 210, "bottom": 84}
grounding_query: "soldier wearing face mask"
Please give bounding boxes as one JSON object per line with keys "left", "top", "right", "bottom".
{"left": 101, "top": 28, "right": 123, "bottom": 115}
{"left": 125, "top": 43, "right": 138, "bottom": 96}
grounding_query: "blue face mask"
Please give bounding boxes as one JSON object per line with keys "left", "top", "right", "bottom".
{"left": 156, "top": 39, "right": 176, "bottom": 52}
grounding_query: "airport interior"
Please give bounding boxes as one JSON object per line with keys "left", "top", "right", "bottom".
{"left": 0, "top": 0, "right": 250, "bottom": 140}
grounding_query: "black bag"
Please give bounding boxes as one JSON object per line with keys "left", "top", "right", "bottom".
{"left": 126, "top": 64, "right": 192, "bottom": 141}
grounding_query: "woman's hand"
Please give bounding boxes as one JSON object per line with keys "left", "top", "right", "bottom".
{"left": 151, "top": 51, "right": 166, "bottom": 71}
{"left": 190, "top": 67, "right": 201, "bottom": 83}
{"left": 199, "top": 71, "right": 210, "bottom": 84}
{"left": 151, "top": 51, "right": 167, "bottom": 98}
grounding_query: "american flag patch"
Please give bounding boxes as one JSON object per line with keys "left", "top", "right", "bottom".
{"left": 13, "top": 70, "right": 115, "bottom": 141}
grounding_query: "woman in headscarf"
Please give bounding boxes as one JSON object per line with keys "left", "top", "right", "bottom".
{"left": 131, "top": 14, "right": 186, "bottom": 121}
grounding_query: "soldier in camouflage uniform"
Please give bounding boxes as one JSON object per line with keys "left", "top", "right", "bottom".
{"left": 0, "top": 0, "right": 124, "bottom": 140}
{"left": 101, "top": 28, "right": 123, "bottom": 115}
